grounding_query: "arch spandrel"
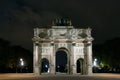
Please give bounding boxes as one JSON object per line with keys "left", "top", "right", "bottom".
{"left": 56, "top": 47, "right": 69, "bottom": 54}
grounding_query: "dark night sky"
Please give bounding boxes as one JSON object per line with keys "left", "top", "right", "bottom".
{"left": 0, "top": 0, "right": 120, "bottom": 50}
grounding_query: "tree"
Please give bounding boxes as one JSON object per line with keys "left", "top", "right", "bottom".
{"left": 93, "top": 37, "right": 120, "bottom": 72}
{"left": 0, "top": 38, "right": 33, "bottom": 73}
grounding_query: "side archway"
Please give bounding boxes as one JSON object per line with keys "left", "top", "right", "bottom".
{"left": 41, "top": 58, "right": 49, "bottom": 73}
{"left": 76, "top": 58, "right": 84, "bottom": 74}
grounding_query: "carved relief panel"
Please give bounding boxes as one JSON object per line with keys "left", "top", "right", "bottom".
{"left": 53, "top": 29, "right": 68, "bottom": 39}
{"left": 38, "top": 29, "right": 49, "bottom": 39}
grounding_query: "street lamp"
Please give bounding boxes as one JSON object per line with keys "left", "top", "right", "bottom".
{"left": 93, "top": 58, "right": 98, "bottom": 73}
{"left": 20, "top": 58, "right": 24, "bottom": 66}
{"left": 45, "top": 65, "right": 48, "bottom": 68}
{"left": 45, "top": 65, "right": 50, "bottom": 73}
{"left": 20, "top": 58, "right": 24, "bottom": 72}
{"left": 93, "top": 58, "right": 97, "bottom": 66}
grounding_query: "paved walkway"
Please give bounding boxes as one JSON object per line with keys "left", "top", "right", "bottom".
{"left": 0, "top": 73, "right": 120, "bottom": 80}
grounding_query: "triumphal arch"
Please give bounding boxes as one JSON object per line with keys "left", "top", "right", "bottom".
{"left": 32, "top": 19, "right": 93, "bottom": 75}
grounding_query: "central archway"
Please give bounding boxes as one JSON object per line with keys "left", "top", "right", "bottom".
{"left": 55, "top": 48, "right": 69, "bottom": 74}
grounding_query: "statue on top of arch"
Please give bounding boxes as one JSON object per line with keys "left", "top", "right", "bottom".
{"left": 52, "top": 18, "right": 72, "bottom": 26}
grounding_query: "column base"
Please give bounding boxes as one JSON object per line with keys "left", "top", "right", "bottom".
{"left": 34, "top": 67, "right": 40, "bottom": 75}
{"left": 72, "top": 66, "right": 76, "bottom": 74}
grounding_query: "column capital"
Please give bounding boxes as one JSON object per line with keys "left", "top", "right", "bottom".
{"left": 34, "top": 42, "right": 40, "bottom": 46}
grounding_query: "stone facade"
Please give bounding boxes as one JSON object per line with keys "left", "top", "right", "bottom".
{"left": 32, "top": 19, "right": 93, "bottom": 75}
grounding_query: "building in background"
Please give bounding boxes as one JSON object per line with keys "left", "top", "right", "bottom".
{"left": 32, "top": 19, "right": 93, "bottom": 75}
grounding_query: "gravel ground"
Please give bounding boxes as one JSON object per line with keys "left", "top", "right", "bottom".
{"left": 0, "top": 73, "right": 120, "bottom": 80}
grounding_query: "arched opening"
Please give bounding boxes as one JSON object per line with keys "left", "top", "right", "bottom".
{"left": 76, "top": 58, "right": 84, "bottom": 73}
{"left": 41, "top": 58, "right": 49, "bottom": 73}
{"left": 56, "top": 49, "right": 68, "bottom": 73}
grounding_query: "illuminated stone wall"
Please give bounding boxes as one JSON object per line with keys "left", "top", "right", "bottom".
{"left": 32, "top": 19, "right": 93, "bottom": 75}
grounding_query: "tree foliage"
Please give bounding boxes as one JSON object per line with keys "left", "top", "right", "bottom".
{"left": 93, "top": 37, "right": 120, "bottom": 68}
{"left": 0, "top": 38, "right": 33, "bottom": 73}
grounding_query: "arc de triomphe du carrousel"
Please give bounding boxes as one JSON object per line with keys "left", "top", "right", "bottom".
{"left": 32, "top": 19, "right": 93, "bottom": 75}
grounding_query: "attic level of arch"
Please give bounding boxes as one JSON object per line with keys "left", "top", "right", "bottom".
{"left": 33, "top": 28, "right": 93, "bottom": 41}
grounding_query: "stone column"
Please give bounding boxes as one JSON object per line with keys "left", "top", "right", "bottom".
{"left": 50, "top": 54, "right": 55, "bottom": 74}
{"left": 71, "top": 42, "right": 76, "bottom": 74}
{"left": 50, "top": 42, "right": 55, "bottom": 74}
{"left": 72, "top": 64, "right": 76, "bottom": 74}
{"left": 33, "top": 42, "right": 40, "bottom": 75}
{"left": 86, "top": 41, "right": 93, "bottom": 75}
{"left": 67, "top": 55, "right": 70, "bottom": 74}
